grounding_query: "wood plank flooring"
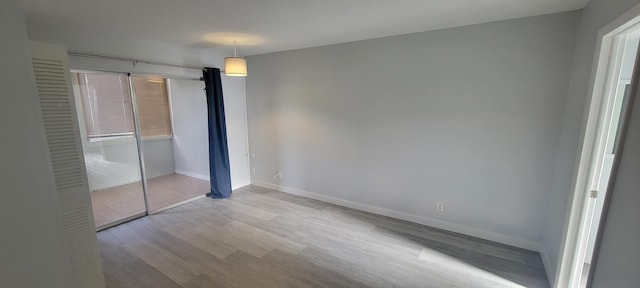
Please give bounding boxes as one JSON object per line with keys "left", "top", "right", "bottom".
{"left": 98, "top": 185, "right": 549, "bottom": 288}
{"left": 91, "top": 173, "right": 209, "bottom": 228}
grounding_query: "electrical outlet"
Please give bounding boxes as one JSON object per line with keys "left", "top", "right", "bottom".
{"left": 436, "top": 202, "right": 445, "bottom": 212}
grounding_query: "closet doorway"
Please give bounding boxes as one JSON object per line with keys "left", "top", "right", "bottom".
{"left": 557, "top": 12, "right": 640, "bottom": 288}
{"left": 71, "top": 71, "right": 209, "bottom": 230}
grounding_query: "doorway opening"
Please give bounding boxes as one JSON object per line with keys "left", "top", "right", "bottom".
{"left": 556, "top": 9, "right": 640, "bottom": 288}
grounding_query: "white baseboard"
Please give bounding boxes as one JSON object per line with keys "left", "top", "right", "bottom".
{"left": 540, "top": 246, "right": 556, "bottom": 287}
{"left": 175, "top": 170, "right": 250, "bottom": 192}
{"left": 232, "top": 181, "right": 251, "bottom": 191}
{"left": 252, "top": 180, "right": 541, "bottom": 252}
{"left": 175, "top": 170, "right": 210, "bottom": 181}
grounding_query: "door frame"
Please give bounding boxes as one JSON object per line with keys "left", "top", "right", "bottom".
{"left": 555, "top": 4, "right": 640, "bottom": 287}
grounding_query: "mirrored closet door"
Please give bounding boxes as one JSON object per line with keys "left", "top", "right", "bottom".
{"left": 131, "top": 76, "right": 209, "bottom": 213}
{"left": 71, "top": 71, "right": 210, "bottom": 229}
{"left": 72, "top": 71, "right": 147, "bottom": 230}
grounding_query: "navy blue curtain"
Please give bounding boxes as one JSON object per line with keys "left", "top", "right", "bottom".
{"left": 203, "top": 67, "right": 232, "bottom": 198}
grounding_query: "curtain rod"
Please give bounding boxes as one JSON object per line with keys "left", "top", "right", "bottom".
{"left": 67, "top": 50, "right": 208, "bottom": 71}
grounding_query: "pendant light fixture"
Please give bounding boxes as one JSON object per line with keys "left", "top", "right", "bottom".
{"left": 224, "top": 40, "right": 247, "bottom": 77}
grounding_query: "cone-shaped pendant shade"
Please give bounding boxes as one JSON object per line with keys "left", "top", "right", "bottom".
{"left": 224, "top": 57, "right": 247, "bottom": 77}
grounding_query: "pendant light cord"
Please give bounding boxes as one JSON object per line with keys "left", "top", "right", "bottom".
{"left": 234, "top": 40, "right": 238, "bottom": 57}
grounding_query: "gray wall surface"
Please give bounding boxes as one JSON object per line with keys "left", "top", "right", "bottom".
{"left": 170, "top": 79, "right": 210, "bottom": 180}
{"left": 541, "top": 0, "right": 640, "bottom": 285}
{"left": 141, "top": 139, "right": 176, "bottom": 178}
{"left": 170, "top": 77, "right": 251, "bottom": 188}
{"left": 26, "top": 19, "right": 252, "bottom": 191}
{"left": 221, "top": 76, "right": 252, "bottom": 188}
{"left": 0, "top": 0, "right": 73, "bottom": 286}
{"left": 246, "top": 12, "right": 579, "bottom": 250}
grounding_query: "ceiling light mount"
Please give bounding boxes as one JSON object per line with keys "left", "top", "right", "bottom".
{"left": 225, "top": 40, "right": 247, "bottom": 77}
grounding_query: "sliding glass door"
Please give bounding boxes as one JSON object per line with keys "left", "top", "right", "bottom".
{"left": 72, "top": 71, "right": 147, "bottom": 229}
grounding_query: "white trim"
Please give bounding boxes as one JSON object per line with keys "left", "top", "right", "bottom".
{"left": 174, "top": 170, "right": 250, "bottom": 191}
{"left": 232, "top": 181, "right": 251, "bottom": 191}
{"left": 555, "top": 4, "right": 640, "bottom": 288}
{"left": 252, "top": 180, "right": 541, "bottom": 251}
{"left": 540, "top": 246, "right": 556, "bottom": 287}
{"left": 86, "top": 135, "right": 136, "bottom": 148}
{"left": 175, "top": 170, "right": 210, "bottom": 181}
{"left": 241, "top": 77, "right": 252, "bottom": 193}
{"left": 84, "top": 134, "right": 172, "bottom": 149}
{"left": 166, "top": 79, "right": 177, "bottom": 148}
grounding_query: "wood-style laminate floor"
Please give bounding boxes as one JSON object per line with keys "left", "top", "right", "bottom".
{"left": 91, "top": 173, "right": 209, "bottom": 228}
{"left": 97, "top": 185, "right": 549, "bottom": 288}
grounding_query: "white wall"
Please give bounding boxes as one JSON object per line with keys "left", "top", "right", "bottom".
{"left": 25, "top": 19, "right": 252, "bottom": 190}
{"left": 246, "top": 12, "right": 579, "bottom": 250}
{"left": 221, "top": 76, "right": 252, "bottom": 189}
{"left": 170, "top": 77, "right": 252, "bottom": 189}
{"left": 0, "top": 0, "right": 73, "bottom": 286}
{"left": 170, "top": 79, "right": 210, "bottom": 180}
{"left": 25, "top": 16, "right": 225, "bottom": 72}
{"left": 141, "top": 138, "right": 175, "bottom": 178}
{"left": 540, "top": 0, "right": 640, "bottom": 284}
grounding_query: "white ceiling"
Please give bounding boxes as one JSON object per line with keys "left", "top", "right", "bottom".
{"left": 21, "top": 0, "right": 590, "bottom": 56}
